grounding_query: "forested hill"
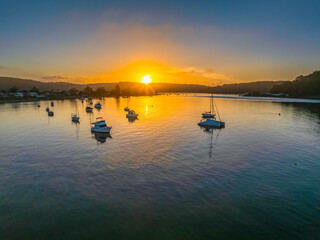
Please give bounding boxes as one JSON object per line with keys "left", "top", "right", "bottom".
{"left": 270, "top": 71, "right": 320, "bottom": 98}
{"left": 211, "top": 81, "right": 284, "bottom": 94}
{"left": 0, "top": 76, "right": 283, "bottom": 94}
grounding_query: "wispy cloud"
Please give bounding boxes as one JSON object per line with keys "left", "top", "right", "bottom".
{"left": 41, "top": 75, "right": 91, "bottom": 84}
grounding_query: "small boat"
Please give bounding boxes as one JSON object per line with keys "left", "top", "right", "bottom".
{"left": 48, "top": 111, "right": 54, "bottom": 116}
{"left": 91, "top": 117, "right": 112, "bottom": 133}
{"left": 94, "top": 102, "right": 102, "bottom": 109}
{"left": 86, "top": 106, "right": 93, "bottom": 113}
{"left": 126, "top": 110, "right": 138, "bottom": 118}
{"left": 202, "top": 112, "right": 215, "bottom": 118}
{"left": 37, "top": 105, "right": 40, "bottom": 107}
{"left": 198, "top": 93, "right": 225, "bottom": 128}
{"left": 46, "top": 107, "right": 50, "bottom": 112}
{"left": 51, "top": 102, "right": 54, "bottom": 107}
{"left": 198, "top": 118, "right": 225, "bottom": 128}
{"left": 71, "top": 113, "right": 80, "bottom": 122}
{"left": 124, "top": 98, "right": 130, "bottom": 111}
{"left": 202, "top": 94, "right": 215, "bottom": 118}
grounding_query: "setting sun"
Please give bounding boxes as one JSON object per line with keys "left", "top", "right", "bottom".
{"left": 141, "top": 75, "right": 152, "bottom": 84}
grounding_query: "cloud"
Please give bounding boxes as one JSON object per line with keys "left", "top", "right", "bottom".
{"left": 41, "top": 75, "right": 91, "bottom": 83}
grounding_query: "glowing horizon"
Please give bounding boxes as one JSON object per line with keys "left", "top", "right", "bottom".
{"left": 1, "top": 1, "right": 320, "bottom": 85}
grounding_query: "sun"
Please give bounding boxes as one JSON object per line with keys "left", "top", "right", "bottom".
{"left": 141, "top": 75, "right": 152, "bottom": 84}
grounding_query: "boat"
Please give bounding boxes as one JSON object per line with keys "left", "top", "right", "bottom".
{"left": 37, "top": 105, "right": 40, "bottom": 107}
{"left": 126, "top": 110, "right": 138, "bottom": 118}
{"left": 48, "top": 111, "right": 54, "bottom": 116}
{"left": 86, "top": 106, "right": 93, "bottom": 113}
{"left": 91, "top": 117, "right": 112, "bottom": 133}
{"left": 71, "top": 113, "right": 80, "bottom": 122}
{"left": 198, "top": 118, "right": 225, "bottom": 128}
{"left": 94, "top": 102, "right": 102, "bottom": 109}
{"left": 46, "top": 107, "right": 50, "bottom": 112}
{"left": 198, "top": 94, "right": 225, "bottom": 128}
{"left": 202, "top": 112, "right": 215, "bottom": 118}
{"left": 202, "top": 94, "right": 215, "bottom": 118}
{"left": 51, "top": 102, "right": 54, "bottom": 107}
{"left": 124, "top": 98, "right": 130, "bottom": 111}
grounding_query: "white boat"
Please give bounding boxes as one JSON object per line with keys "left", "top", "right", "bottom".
{"left": 71, "top": 113, "right": 80, "bottom": 122}
{"left": 94, "top": 102, "right": 102, "bottom": 109}
{"left": 126, "top": 110, "right": 138, "bottom": 118}
{"left": 86, "top": 106, "right": 93, "bottom": 113}
{"left": 91, "top": 117, "right": 112, "bottom": 133}
{"left": 198, "top": 118, "right": 225, "bottom": 128}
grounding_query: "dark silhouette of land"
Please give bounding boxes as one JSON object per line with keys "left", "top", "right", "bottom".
{"left": 1, "top": 70, "right": 319, "bottom": 99}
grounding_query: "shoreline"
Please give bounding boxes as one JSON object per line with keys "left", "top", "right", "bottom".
{"left": 1, "top": 93, "right": 320, "bottom": 104}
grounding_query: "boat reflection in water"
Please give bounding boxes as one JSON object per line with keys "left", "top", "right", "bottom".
{"left": 92, "top": 132, "right": 112, "bottom": 143}
{"left": 199, "top": 126, "right": 222, "bottom": 159}
{"left": 128, "top": 117, "right": 138, "bottom": 123}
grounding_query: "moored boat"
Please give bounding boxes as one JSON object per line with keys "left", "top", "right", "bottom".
{"left": 71, "top": 113, "right": 80, "bottom": 122}
{"left": 202, "top": 94, "right": 215, "bottom": 118}
{"left": 91, "top": 117, "right": 112, "bottom": 133}
{"left": 86, "top": 106, "right": 93, "bottom": 113}
{"left": 202, "top": 112, "right": 215, "bottom": 118}
{"left": 198, "top": 118, "right": 225, "bottom": 128}
{"left": 94, "top": 102, "right": 102, "bottom": 109}
{"left": 126, "top": 110, "right": 138, "bottom": 118}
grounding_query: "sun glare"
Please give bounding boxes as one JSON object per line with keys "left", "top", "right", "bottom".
{"left": 141, "top": 75, "right": 152, "bottom": 84}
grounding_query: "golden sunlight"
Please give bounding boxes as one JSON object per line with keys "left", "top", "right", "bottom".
{"left": 141, "top": 75, "right": 152, "bottom": 84}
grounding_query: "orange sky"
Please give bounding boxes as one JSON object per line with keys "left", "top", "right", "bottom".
{"left": 1, "top": 2, "right": 320, "bottom": 86}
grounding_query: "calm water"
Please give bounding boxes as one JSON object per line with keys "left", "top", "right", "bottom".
{"left": 0, "top": 95, "right": 319, "bottom": 240}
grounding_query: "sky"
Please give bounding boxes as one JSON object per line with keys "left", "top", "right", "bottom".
{"left": 0, "top": 0, "right": 320, "bottom": 85}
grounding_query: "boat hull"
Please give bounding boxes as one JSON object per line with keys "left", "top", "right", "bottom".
{"left": 91, "top": 127, "right": 111, "bottom": 133}
{"left": 198, "top": 119, "right": 225, "bottom": 128}
{"left": 202, "top": 113, "right": 215, "bottom": 118}
{"left": 126, "top": 114, "right": 138, "bottom": 118}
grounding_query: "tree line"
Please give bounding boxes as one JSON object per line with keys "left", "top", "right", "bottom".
{"left": 270, "top": 71, "right": 320, "bottom": 98}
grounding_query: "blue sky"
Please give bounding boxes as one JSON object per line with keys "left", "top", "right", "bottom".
{"left": 1, "top": 0, "right": 320, "bottom": 84}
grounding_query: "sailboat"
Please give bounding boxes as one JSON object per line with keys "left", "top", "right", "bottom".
{"left": 124, "top": 97, "right": 130, "bottom": 111}
{"left": 198, "top": 94, "right": 225, "bottom": 128}
{"left": 202, "top": 94, "right": 215, "bottom": 118}
{"left": 71, "top": 101, "right": 80, "bottom": 122}
{"left": 71, "top": 113, "right": 80, "bottom": 122}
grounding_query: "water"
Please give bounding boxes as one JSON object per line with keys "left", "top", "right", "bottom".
{"left": 0, "top": 95, "right": 319, "bottom": 239}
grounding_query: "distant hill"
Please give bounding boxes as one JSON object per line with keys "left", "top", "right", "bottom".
{"left": 211, "top": 81, "right": 284, "bottom": 94}
{"left": 0, "top": 76, "right": 284, "bottom": 94}
{"left": 270, "top": 71, "right": 320, "bottom": 98}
